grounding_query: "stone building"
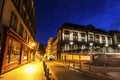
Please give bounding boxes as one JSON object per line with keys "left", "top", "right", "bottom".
{"left": 57, "top": 23, "right": 113, "bottom": 59}
{"left": 45, "top": 37, "right": 55, "bottom": 59}
{"left": 0, "top": 0, "right": 36, "bottom": 74}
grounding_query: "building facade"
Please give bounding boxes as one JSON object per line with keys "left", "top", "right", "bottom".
{"left": 52, "top": 38, "right": 58, "bottom": 59}
{"left": 57, "top": 23, "right": 114, "bottom": 59}
{"left": 0, "top": 0, "right": 36, "bottom": 74}
{"left": 110, "top": 30, "right": 120, "bottom": 52}
{"left": 45, "top": 37, "right": 55, "bottom": 59}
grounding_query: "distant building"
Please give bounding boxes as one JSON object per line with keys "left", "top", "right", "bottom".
{"left": 45, "top": 37, "right": 55, "bottom": 58}
{"left": 0, "top": 0, "right": 36, "bottom": 74}
{"left": 52, "top": 38, "right": 58, "bottom": 59}
{"left": 57, "top": 23, "right": 114, "bottom": 59}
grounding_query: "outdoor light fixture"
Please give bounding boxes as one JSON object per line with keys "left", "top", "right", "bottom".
{"left": 105, "top": 44, "right": 109, "bottom": 53}
{"left": 70, "top": 42, "right": 73, "bottom": 52}
{"left": 105, "top": 44, "right": 108, "bottom": 47}
{"left": 118, "top": 44, "right": 120, "bottom": 47}
{"left": 89, "top": 43, "right": 93, "bottom": 46}
{"left": 89, "top": 42, "right": 93, "bottom": 71}
{"left": 70, "top": 42, "right": 73, "bottom": 45}
{"left": 31, "top": 42, "right": 35, "bottom": 47}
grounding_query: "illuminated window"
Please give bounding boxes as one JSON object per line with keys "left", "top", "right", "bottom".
{"left": 95, "top": 35, "right": 100, "bottom": 43}
{"left": 64, "top": 30, "right": 70, "bottom": 40}
{"left": 6, "top": 39, "right": 21, "bottom": 64}
{"left": 102, "top": 36, "right": 106, "bottom": 43}
{"left": 73, "top": 32, "right": 78, "bottom": 41}
{"left": 81, "top": 33, "right": 86, "bottom": 42}
{"left": 23, "top": 46, "right": 28, "bottom": 60}
{"left": 89, "top": 34, "right": 93, "bottom": 41}
{"left": 107, "top": 37, "right": 111, "bottom": 44}
{"left": 64, "top": 44, "right": 69, "bottom": 51}
{"left": 10, "top": 12, "right": 18, "bottom": 31}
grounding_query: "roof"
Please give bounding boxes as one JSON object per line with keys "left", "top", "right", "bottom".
{"left": 57, "top": 22, "right": 109, "bottom": 34}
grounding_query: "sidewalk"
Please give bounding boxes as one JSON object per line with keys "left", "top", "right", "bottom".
{"left": 0, "top": 61, "right": 46, "bottom": 80}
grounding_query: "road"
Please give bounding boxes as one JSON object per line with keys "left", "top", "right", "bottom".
{"left": 46, "top": 61, "right": 102, "bottom": 80}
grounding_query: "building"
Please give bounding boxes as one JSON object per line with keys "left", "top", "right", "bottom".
{"left": 52, "top": 38, "right": 58, "bottom": 59}
{"left": 0, "top": 0, "right": 36, "bottom": 74}
{"left": 110, "top": 30, "right": 120, "bottom": 52}
{"left": 45, "top": 37, "right": 55, "bottom": 59}
{"left": 57, "top": 23, "right": 113, "bottom": 59}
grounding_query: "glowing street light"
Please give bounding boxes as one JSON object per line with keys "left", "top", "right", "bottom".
{"left": 89, "top": 42, "right": 93, "bottom": 71}
{"left": 70, "top": 42, "right": 73, "bottom": 53}
{"left": 31, "top": 42, "right": 35, "bottom": 47}
{"left": 105, "top": 44, "right": 109, "bottom": 53}
{"left": 89, "top": 43, "right": 93, "bottom": 46}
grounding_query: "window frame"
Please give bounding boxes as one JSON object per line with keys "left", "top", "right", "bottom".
{"left": 10, "top": 12, "right": 18, "bottom": 31}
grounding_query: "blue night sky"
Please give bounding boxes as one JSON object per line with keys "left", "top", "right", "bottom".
{"left": 35, "top": 0, "right": 120, "bottom": 45}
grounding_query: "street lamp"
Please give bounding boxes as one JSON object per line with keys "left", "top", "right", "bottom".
{"left": 70, "top": 42, "right": 73, "bottom": 53}
{"left": 30, "top": 42, "right": 36, "bottom": 61}
{"left": 89, "top": 42, "right": 93, "bottom": 54}
{"left": 89, "top": 42, "right": 93, "bottom": 71}
{"left": 105, "top": 44, "right": 108, "bottom": 53}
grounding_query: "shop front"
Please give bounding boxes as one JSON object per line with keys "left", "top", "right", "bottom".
{"left": 1, "top": 29, "right": 34, "bottom": 74}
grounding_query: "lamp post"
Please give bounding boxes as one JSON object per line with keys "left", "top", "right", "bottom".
{"left": 89, "top": 42, "right": 93, "bottom": 71}
{"left": 105, "top": 44, "right": 108, "bottom": 53}
{"left": 31, "top": 42, "right": 36, "bottom": 61}
{"left": 70, "top": 42, "right": 73, "bottom": 53}
{"left": 118, "top": 44, "right": 120, "bottom": 53}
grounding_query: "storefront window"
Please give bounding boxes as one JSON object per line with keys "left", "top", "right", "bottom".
{"left": 23, "top": 46, "right": 28, "bottom": 60}
{"left": 6, "top": 39, "right": 21, "bottom": 64}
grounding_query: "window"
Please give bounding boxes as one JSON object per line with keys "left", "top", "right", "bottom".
{"left": 73, "top": 32, "right": 78, "bottom": 41}
{"left": 19, "top": 24, "right": 24, "bottom": 37}
{"left": 89, "top": 34, "right": 93, "bottom": 41}
{"left": 64, "top": 30, "right": 70, "bottom": 40}
{"left": 0, "top": 0, "right": 4, "bottom": 19}
{"left": 6, "top": 39, "right": 21, "bottom": 64}
{"left": 117, "top": 35, "right": 120, "bottom": 42}
{"left": 95, "top": 35, "right": 100, "bottom": 43}
{"left": 23, "top": 31, "right": 27, "bottom": 41}
{"left": 81, "top": 33, "right": 86, "bottom": 42}
{"left": 23, "top": 46, "right": 28, "bottom": 60}
{"left": 102, "top": 36, "right": 106, "bottom": 43}
{"left": 10, "top": 12, "right": 18, "bottom": 31}
{"left": 73, "top": 44, "right": 78, "bottom": 50}
{"left": 64, "top": 44, "right": 70, "bottom": 51}
{"left": 107, "top": 37, "right": 111, "bottom": 44}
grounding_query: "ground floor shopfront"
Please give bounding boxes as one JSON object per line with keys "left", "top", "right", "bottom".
{"left": 0, "top": 28, "right": 35, "bottom": 74}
